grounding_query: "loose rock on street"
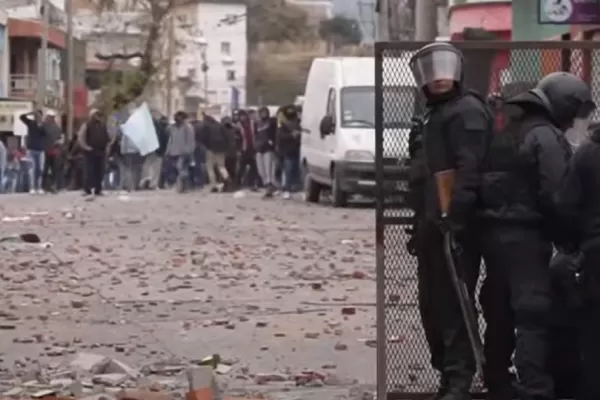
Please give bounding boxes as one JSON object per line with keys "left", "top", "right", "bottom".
{"left": 0, "top": 191, "right": 389, "bottom": 399}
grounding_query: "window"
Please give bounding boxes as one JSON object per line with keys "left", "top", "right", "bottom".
{"left": 340, "top": 85, "right": 417, "bottom": 129}
{"left": 220, "top": 41, "right": 231, "bottom": 55}
{"left": 226, "top": 70, "right": 236, "bottom": 81}
{"left": 326, "top": 88, "right": 336, "bottom": 121}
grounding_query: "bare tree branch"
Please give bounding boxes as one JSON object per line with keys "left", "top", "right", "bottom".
{"left": 95, "top": 51, "right": 144, "bottom": 60}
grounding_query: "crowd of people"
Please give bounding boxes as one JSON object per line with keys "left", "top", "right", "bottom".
{"left": 0, "top": 103, "right": 304, "bottom": 198}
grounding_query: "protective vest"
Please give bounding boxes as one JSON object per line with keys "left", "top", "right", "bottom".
{"left": 479, "top": 116, "right": 542, "bottom": 212}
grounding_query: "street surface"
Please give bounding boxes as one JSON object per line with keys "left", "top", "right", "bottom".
{"left": 0, "top": 191, "right": 410, "bottom": 400}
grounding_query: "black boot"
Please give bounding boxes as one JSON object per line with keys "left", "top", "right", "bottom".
{"left": 263, "top": 184, "right": 274, "bottom": 198}
{"left": 438, "top": 373, "right": 472, "bottom": 400}
{"left": 426, "top": 376, "right": 449, "bottom": 400}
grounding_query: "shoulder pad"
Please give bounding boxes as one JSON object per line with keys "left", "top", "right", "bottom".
{"left": 466, "top": 89, "right": 487, "bottom": 104}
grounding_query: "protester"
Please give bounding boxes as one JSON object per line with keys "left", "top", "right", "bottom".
{"left": 165, "top": 111, "right": 195, "bottom": 193}
{"left": 20, "top": 109, "right": 46, "bottom": 194}
{"left": 222, "top": 116, "right": 242, "bottom": 189}
{"left": 189, "top": 118, "right": 206, "bottom": 189}
{"left": 236, "top": 110, "right": 259, "bottom": 190}
{"left": 4, "top": 148, "right": 25, "bottom": 193}
{"left": 201, "top": 112, "right": 231, "bottom": 192}
{"left": 105, "top": 135, "right": 121, "bottom": 191}
{"left": 65, "top": 134, "right": 84, "bottom": 191}
{"left": 277, "top": 105, "right": 302, "bottom": 199}
{"left": 119, "top": 129, "right": 142, "bottom": 192}
{"left": 254, "top": 107, "right": 278, "bottom": 197}
{"left": 77, "top": 109, "right": 111, "bottom": 196}
{"left": 41, "top": 111, "right": 64, "bottom": 193}
{"left": 140, "top": 114, "right": 168, "bottom": 190}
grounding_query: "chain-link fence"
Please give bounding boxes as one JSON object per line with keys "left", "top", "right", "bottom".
{"left": 374, "top": 40, "right": 600, "bottom": 400}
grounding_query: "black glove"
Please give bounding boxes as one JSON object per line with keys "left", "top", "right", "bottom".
{"left": 436, "top": 215, "right": 462, "bottom": 235}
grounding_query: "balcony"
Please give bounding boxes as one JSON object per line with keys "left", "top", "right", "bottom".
{"left": 10, "top": 74, "right": 64, "bottom": 108}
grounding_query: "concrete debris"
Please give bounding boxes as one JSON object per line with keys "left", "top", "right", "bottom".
{"left": 0, "top": 192, "right": 380, "bottom": 400}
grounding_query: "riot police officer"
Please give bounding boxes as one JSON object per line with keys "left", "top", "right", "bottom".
{"left": 553, "top": 89, "right": 599, "bottom": 400}
{"left": 407, "top": 42, "right": 493, "bottom": 400}
{"left": 478, "top": 72, "right": 595, "bottom": 400}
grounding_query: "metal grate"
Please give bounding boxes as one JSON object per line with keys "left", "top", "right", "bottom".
{"left": 374, "top": 40, "right": 600, "bottom": 400}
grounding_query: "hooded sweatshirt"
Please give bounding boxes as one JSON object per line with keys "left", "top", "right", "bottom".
{"left": 254, "top": 107, "right": 277, "bottom": 153}
{"left": 277, "top": 106, "right": 301, "bottom": 157}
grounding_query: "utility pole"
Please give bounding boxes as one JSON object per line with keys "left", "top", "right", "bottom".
{"left": 38, "top": 0, "right": 50, "bottom": 107}
{"left": 201, "top": 49, "right": 208, "bottom": 105}
{"left": 388, "top": 0, "right": 402, "bottom": 40}
{"left": 66, "top": 0, "right": 74, "bottom": 138}
{"left": 376, "top": 0, "right": 389, "bottom": 41}
{"left": 414, "top": 0, "right": 437, "bottom": 41}
{"left": 166, "top": 14, "right": 174, "bottom": 117}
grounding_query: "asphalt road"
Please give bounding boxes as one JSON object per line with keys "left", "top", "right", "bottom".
{"left": 0, "top": 190, "right": 405, "bottom": 400}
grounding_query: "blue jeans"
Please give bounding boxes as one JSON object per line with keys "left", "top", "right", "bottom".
{"left": 282, "top": 155, "right": 300, "bottom": 192}
{"left": 27, "top": 150, "right": 45, "bottom": 190}
{"left": 3, "top": 167, "right": 18, "bottom": 193}
{"left": 161, "top": 156, "right": 178, "bottom": 187}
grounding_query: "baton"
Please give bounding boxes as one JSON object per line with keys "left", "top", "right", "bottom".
{"left": 435, "top": 169, "right": 485, "bottom": 376}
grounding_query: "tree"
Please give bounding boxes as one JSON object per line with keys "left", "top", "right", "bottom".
{"left": 83, "top": 0, "right": 189, "bottom": 112}
{"left": 318, "top": 16, "right": 363, "bottom": 49}
{"left": 247, "top": 0, "right": 314, "bottom": 45}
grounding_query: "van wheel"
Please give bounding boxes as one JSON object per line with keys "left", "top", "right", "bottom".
{"left": 332, "top": 172, "right": 348, "bottom": 208}
{"left": 304, "top": 170, "right": 321, "bottom": 203}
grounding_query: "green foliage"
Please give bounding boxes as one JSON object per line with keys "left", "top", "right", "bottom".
{"left": 318, "top": 16, "right": 363, "bottom": 46}
{"left": 247, "top": 0, "right": 315, "bottom": 44}
{"left": 96, "top": 69, "right": 149, "bottom": 114}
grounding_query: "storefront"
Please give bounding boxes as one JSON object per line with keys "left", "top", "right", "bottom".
{"left": 448, "top": 1, "right": 512, "bottom": 93}
{"left": 536, "top": 0, "right": 599, "bottom": 118}
{"left": 0, "top": 99, "right": 32, "bottom": 133}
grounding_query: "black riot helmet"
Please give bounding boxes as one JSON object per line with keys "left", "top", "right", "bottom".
{"left": 409, "top": 42, "right": 464, "bottom": 89}
{"left": 530, "top": 72, "right": 596, "bottom": 128}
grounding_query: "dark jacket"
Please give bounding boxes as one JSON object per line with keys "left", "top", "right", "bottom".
{"left": 221, "top": 117, "right": 243, "bottom": 158}
{"left": 43, "top": 121, "right": 63, "bottom": 150}
{"left": 20, "top": 113, "right": 46, "bottom": 151}
{"left": 255, "top": 108, "right": 277, "bottom": 153}
{"left": 201, "top": 115, "right": 229, "bottom": 153}
{"left": 555, "top": 129, "right": 600, "bottom": 250}
{"left": 154, "top": 117, "right": 169, "bottom": 157}
{"left": 478, "top": 92, "right": 572, "bottom": 226}
{"left": 79, "top": 119, "right": 110, "bottom": 152}
{"left": 277, "top": 115, "right": 301, "bottom": 158}
{"left": 419, "top": 90, "right": 494, "bottom": 226}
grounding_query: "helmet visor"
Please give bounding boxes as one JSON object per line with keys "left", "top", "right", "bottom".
{"left": 565, "top": 115, "right": 592, "bottom": 149}
{"left": 410, "top": 48, "right": 462, "bottom": 88}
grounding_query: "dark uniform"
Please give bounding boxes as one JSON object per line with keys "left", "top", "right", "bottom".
{"left": 554, "top": 98, "right": 599, "bottom": 400}
{"left": 407, "top": 43, "right": 493, "bottom": 400}
{"left": 478, "top": 72, "right": 595, "bottom": 400}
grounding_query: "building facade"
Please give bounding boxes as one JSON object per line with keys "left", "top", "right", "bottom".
{"left": 0, "top": 9, "right": 9, "bottom": 98}
{"left": 333, "top": 0, "right": 376, "bottom": 43}
{"left": 75, "top": 0, "right": 247, "bottom": 117}
{"left": 288, "top": 0, "right": 334, "bottom": 26}
{"left": 192, "top": 0, "right": 247, "bottom": 115}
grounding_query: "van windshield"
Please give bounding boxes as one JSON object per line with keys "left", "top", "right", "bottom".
{"left": 340, "top": 86, "right": 417, "bottom": 129}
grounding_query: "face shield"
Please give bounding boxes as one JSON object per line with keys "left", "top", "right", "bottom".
{"left": 409, "top": 47, "right": 462, "bottom": 88}
{"left": 564, "top": 100, "right": 597, "bottom": 149}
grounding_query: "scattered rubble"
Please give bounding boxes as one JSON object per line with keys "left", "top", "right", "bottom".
{"left": 0, "top": 192, "right": 393, "bottom": 399}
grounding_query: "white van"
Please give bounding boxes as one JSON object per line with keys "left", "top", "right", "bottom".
{"left": 300, "top": 57, "right": 417, "bottom": 207}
